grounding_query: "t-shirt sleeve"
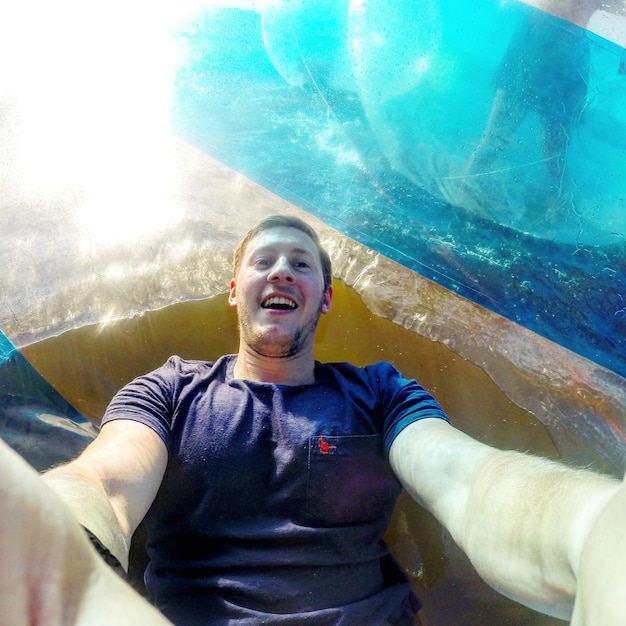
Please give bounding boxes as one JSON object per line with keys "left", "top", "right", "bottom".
{"left": 101, "top": 356, "right": 181, "bottom": 448}
{"left": 372, "top": 362, "right": 449, "bottom": 457}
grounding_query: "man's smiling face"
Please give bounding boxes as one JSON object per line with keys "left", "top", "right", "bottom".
{"left": 229, "top": 226, "right": 332, "bottom": 359}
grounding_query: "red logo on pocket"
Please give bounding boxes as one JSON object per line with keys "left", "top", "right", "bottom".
{"left": 318, "top": 436, "right": 337, "bottom": 454}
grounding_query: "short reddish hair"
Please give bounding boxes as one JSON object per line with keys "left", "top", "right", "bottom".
{"left": 233, "top": 215, "right": 332, "bottom": 290}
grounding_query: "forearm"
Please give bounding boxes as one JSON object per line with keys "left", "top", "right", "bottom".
{"left": 389, "top": 420, "right": 621, "bottom": 619}
{"left": 571, "top": 474, "right": 626, "bottom": 625}
{"left": 42, "top": 421, "right": 168, "bottom": 572}
{"left": 1, "top": 439, "right": 170, "bottom": 626}
{"left": 458, "top": 450, "right": 619, "bottom": 618}
{"left": 78, "top": 557, "right": 172, "bottom": 626}
{"left": 42, "top": 464, "right": 131, "bottom": 571}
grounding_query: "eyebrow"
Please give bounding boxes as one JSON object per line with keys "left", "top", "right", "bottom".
{"left": 250, "top": 245, "right": 315, "bottom": 257}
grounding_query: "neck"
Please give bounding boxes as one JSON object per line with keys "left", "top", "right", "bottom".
{"left": 233, "top": 345, "right": 316, "bottom": 386}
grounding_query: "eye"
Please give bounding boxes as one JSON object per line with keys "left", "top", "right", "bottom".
{"left": 254, "top": 257, "right": 271, "bottom": 268}
{"left": 293, "top": 260, "right": 311, "bottom": 271}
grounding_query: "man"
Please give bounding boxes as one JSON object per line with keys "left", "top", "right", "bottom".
{"left": 23, "top": 214, "right": 624, "bottom": 624}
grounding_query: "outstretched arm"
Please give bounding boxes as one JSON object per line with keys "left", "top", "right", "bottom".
{"left": 0, "top": 437, "right": 171, "bottom": 626}
{"left": 389, "top": 418, "right": 620, "bottom": 620}
{"left": 42, "top": 419, "right": 168, "bottom": 570}
{"left": 571, "top": 473, "right": 626, "bottom": 625}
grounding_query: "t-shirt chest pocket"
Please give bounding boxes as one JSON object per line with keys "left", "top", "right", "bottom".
{"left": 304, "top": 434, "right": 399, "bottom": 527}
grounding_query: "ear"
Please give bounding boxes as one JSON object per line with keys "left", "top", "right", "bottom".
{"left": 228, "top": 279, "right": 237, "bottom": 307}
{"left": 320, "top": 285, "right": 333, "bottom": 314}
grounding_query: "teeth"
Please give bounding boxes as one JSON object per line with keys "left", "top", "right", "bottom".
{"left": 262, "top": 296, "right": 297, "bottom": 309}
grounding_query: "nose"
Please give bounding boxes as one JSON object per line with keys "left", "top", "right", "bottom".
{"left": 268, "top": 256, "right": 296, "bottom": 283}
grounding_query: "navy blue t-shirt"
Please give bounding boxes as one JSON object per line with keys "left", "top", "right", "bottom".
{"left": 102, "top": 355, "right": 448, "bottom": 625}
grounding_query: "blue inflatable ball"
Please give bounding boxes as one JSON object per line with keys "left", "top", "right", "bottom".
{"left": 347, "top": 0, "right": 442, "bottom": 104}
{"left": 569, "top": 51, "right": 626, "bottom": 233}
{"left": 345, "top": 0, "right": 513, "bottom": 182}
{"left": 260, "top": 0, "right": 355, "bottom": 91}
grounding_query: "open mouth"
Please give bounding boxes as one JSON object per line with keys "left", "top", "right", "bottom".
{"left": 261, "top": 296, "right": 297, "bottom": 310}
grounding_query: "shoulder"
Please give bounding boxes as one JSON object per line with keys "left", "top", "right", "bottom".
{"left": 103, "top": 356, "right": 233, "bottom": 427}
{"left": 317, "top": 360, "right": 441, "bottom": 405}
{"left": 134, "top": 354, "right": 233, "bottom": 387}
{"left": 160, "top": 354, "right": 225, "bottom": 374}
{"left": 317, "top": 360, "right": 402, "bottom": 382}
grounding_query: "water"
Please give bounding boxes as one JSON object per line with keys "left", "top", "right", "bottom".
{"left": 171, "top": 1, "right": 626, "bottom": 378}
